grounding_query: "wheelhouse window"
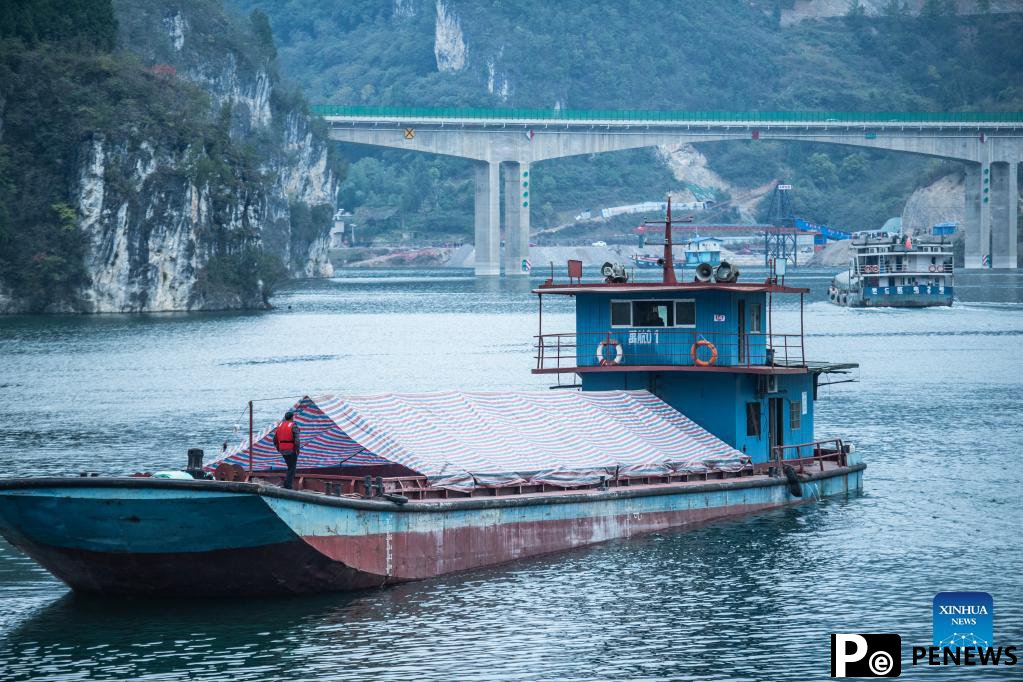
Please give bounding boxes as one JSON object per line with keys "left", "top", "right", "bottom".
{"left": 633, "top": 301, "right": 671, "bottom": 326}
{"left": 746, "top": 402, "right": 762, "bottom": 437}
{"left": 749, "top": 302, "right": 762, "bottom": 333}
{"left": 610, "top": 301, "right": 632, "bottom": 327}
{"left": 610, "top": 300, "right": 695, "bottom": 328}
{"left": 674, "top": 300, "right": 695, "bottom": 327}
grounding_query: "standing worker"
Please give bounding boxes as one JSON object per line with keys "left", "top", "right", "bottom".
{"left": 272, "top": 410, "right": 300, "bottom": 489}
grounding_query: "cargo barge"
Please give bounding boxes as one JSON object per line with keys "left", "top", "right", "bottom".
{"left": 0, "top": 200, "right": 862, "bottom": 595}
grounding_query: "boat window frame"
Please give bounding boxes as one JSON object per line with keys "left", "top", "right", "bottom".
{"left": 746, "top": 402, "right": 762, "bottom": 438}
{"left": 749, "top": 302, "right": 762, "bottom": 334}
{"left": 673, "top": 299, "right": 696, "bottom": 328}
{"left": 610, "top": 300, "right": 633, "bottom": 327}
{"left": 610, "top": 298, "right": 694, "bottom": 329}
{"left": 789, "top": 400, "right": 801, "bottom": 430}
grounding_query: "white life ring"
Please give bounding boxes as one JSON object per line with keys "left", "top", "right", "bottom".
{"left": 596, "top": 339, "right": 624, "bottom": 366}
{"left": 928, "top": 264, "right": 936, "bottom": 272}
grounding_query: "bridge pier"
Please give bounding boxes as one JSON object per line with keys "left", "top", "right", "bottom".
{"left": 474, "top": 161, "right": 500, "bottom": 276}
{"left": 965, "top": 161, "right": 1020, "bottom": 269}
{"left": 502, "top": 161, "right": 530, "bottom": 275}
{"left": 990, "top": 161, "right": 1019, "bottom": 269}
{"left": 964, "top": 162, "right": 993, "bottom": 268}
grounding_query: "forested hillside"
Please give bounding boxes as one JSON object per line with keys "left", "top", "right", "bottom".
{"left": 0, "top": 0, "right": 341, "bottom": 313}
{"left": 228, "top": 0, "right": 1023, "bottom": 239}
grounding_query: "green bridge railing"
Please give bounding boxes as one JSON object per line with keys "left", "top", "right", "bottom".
{"left": 311, "top": 105, "right": 1023, "bottom": 124}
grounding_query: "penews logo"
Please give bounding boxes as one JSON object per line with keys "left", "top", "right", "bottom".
{"left": 832, "top": 592, "right": 1017, "bottom": 676}
{"left": 831, "top": 634, "right": 901, "bottom": 677}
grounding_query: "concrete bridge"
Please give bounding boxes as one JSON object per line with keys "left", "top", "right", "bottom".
{"left": 314, "top": 106, "right": 1023, "bottom": 275}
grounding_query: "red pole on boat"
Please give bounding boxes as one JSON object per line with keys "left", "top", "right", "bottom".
{"left": 663, "top": 195, "right": 678, "bottom": 285}
{"left": 248, "top": 400, "right": 254, "bottom": 473}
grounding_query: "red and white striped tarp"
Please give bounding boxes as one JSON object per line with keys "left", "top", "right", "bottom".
{"left": 210, "top": 391, "right": 746, "bottom": 490}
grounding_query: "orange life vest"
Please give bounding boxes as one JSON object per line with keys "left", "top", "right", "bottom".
{"left": 275, "top": 420, "right": 296, "bottom": 453}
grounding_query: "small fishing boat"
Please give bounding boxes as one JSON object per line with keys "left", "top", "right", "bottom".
{"left": 631, "top": 253, "right": 683, "bottom": 269}
{"left": 0, "top": 200, "right": 863, "bottom": 596}
{"left": 829, "top": 228, "right": 954, "bottom": 307}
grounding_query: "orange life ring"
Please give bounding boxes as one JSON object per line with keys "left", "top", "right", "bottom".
{"left": 691, "top": 339, "right": 718, "bottom": 366}
{"left": 596, "top": 338, "right": 623, "bottom": 366}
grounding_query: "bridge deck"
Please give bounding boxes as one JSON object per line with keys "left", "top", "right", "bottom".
{"left": 313, "top": 105, "right": 1023, "bottom": 128}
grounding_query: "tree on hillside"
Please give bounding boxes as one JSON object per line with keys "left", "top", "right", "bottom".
{"left": 0, "top": 0, "right": 117, "bottom": 51}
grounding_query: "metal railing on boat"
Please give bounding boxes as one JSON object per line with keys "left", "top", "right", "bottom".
{"left": 769, "top": 439, "right": 847, "bottom": 474}
{"left": 852, "top": 263, "right": 952, "bottom": 275}
{"left": 534, "top": 329, "right": 805, "bottom": 373}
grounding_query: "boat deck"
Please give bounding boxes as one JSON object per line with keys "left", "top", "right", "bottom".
{"left": 373, "top": 460, "right": 849, "bottom": 506}
{"left": 211, "top": 443, "right": 851, "bottom": 503}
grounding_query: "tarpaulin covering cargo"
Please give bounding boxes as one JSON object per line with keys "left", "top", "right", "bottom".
{"left": 210, "top": 391, "right": 747, "bottom": 490}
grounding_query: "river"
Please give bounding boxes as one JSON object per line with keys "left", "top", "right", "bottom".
{"left": 1, "top": 266, "right": 1021, "bottom": 680}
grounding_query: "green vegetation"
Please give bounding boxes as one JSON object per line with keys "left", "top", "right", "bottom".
{"left": 0, "top": 0, "right": 117, "bottom": 51}
{"left": 0, "top": 0, "right": 340, "bottom": 311}
{"left": 194, "top": 248, "right": 288, "bottom": 307}
{"left": 0, "top": 32, "right": 257, "bottom": 309}
{"left": 230, "top": 0, "right": 1023, "bottom": 235}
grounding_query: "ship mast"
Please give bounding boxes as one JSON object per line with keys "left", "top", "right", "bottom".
{"left": 663, "top": 195, "right": 678, "bottom": 285}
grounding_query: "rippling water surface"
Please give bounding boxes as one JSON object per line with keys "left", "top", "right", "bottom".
{"left": 1, "top": 267, "right": 1021, "bottom": 680}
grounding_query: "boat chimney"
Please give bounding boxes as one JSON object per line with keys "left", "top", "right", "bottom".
{"left": 663, "top": 195, "right": 678, "bottom": 285}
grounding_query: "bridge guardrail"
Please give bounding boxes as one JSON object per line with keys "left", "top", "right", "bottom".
{"left": 311, "top": 105, "right": 1023, "bottom": 124}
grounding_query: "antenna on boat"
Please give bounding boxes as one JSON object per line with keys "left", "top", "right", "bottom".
{"left": 663, "top": 195, "right": 678, "bottom": 285}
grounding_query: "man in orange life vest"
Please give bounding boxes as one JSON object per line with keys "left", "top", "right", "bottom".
{"left": 272, "top": 411, "right": 300, "bottom": 489}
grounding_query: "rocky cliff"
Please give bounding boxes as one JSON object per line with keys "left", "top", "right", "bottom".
{"left": 0, "top": 0, "right": 340, "bottom": 313}
{"left": 900, "top": 173, "right": 965, "bottom": 235}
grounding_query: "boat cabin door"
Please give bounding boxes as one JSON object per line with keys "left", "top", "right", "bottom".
{"left": 768, "top": 397, "right": 784, "bottom": 460}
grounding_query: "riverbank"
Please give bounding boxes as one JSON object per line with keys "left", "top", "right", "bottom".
{"left": 333, "top": 244, "right": 765, "bottom": 270}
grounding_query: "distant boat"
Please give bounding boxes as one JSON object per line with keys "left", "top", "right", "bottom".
{"left": 631, "top": 253, "right": 683, "bottom": 269}
{"left": 829, "top": 231, "right": 954, "bottom": 308}
{"left": 683, "top": 236, "right": 722, "bottom": 267}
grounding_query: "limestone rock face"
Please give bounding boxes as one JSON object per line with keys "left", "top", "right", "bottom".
{"left": 434, "top": 1, "right": 467, "bottom": 73}
{"left": 74, "top": 134, "right": 264, "bottom": 312}
{"left": 901, "top": 173, "right": 965, "bottom": 236}
{"left": 15, "top": 0, "right": 341, "bottom": 313}
{"left": 657, "top": 144, "right": 731, "bottom": 196}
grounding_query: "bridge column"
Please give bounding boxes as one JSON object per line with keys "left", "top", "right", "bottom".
{"left": 990, "top": 161, "right": 1019, "bottom": 269}
{"left": 502, "top": 161, "right": 530, "bottom": 276}
{"left": 964, "top": 162, "right": 993, "bottom": 268}
{"left": 474, "top": 161, "right": 500, "bottom": 276}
